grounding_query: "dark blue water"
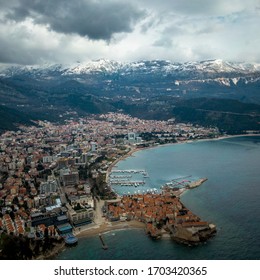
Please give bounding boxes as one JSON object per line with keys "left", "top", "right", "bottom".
{"left": 57, "top": 136, "right": 260, "bottom": 260}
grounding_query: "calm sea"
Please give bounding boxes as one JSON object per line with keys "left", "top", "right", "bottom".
{"left": 57, "top": 136, "right": 260, "bottom": 260}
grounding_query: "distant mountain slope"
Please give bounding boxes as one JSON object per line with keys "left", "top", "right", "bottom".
{"left": 0, "top": 104, "right": 34, "bottom": 132}
{"left": 172, "top": 98, "right": 260, "bottom": 134}
{"left": 0, "top": 59, "right": 260, "bottom": 132}
{"left": 1, "top": 59, "right": 260, "bottom": 105}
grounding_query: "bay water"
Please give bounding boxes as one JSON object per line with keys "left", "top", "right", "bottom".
{"left": 57, "top": 136, "right": 260, "bottom": 260}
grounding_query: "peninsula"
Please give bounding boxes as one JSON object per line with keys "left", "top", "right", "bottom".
{"left": 105, "top": 189, "right": 216, "bottom": 244}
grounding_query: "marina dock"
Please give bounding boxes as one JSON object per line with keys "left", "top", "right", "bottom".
{"left": 109, "top": 169, "right": 149, "bottom": 187}
{"left": 111, "top": 169, "right": 147, "bottom": 174}
{"left": 109, "top": 180, "right": 145, "bottom": 186}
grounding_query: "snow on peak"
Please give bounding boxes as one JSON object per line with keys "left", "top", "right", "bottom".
{"left": 1, "top": 59, "right": 260, "bottom": 78}
{"left": 64, "top": 59, "right": 123, "bottom": 75}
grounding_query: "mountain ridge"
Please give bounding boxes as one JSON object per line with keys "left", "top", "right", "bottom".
{"left": 0, "top": 59, "right": 259, "bottom": 133}
{"left": 1, "top": 59, "right": 260, "bottom": 77}
{"left": 1, "top": 59, "right": 259, "bottom": 95}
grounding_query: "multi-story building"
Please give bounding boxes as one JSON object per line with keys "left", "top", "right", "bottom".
{"left": 67, "top": 203, "right": 94, "bottom": 227}
{"left": 90, "top": 142, "right": 97, "bottom": 152}
{"left": 39, "top": 179, "right": 58, "bottom": 195}
{"left": 60, "top": 169, "right": 79, "bottom": 186}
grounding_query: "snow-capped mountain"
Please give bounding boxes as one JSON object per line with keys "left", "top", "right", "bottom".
{"left": 0, "top": 63, "right": 65, "bottom": 78}
{"left": 1, "top": 58, "right": 260, "bottom": 94}
{"left": 1, "top": 59, "right": 260, "bottom": 78}
{"left": 172, "top": 59, "right": 260, "bottom": 73}
{"left": 63, "top": 59, "right": 123, "bottom": 75}
{"left": 62, "top": 59, "right": 260, "bottom": 76}
{"left": 0, "top": 59, "right": 260, "bottom": 105}
{"left": 0, "top": 59, "right": 260, "bottom": 133}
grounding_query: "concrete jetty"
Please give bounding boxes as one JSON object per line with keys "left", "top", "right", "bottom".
{"left": 99, "top": 233, "right": 108, "bottom": 250}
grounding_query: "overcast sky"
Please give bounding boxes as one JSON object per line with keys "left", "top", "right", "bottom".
{"left": 1, "top": 0, "right": 260, "bottom": 65}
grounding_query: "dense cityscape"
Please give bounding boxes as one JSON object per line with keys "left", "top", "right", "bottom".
{"left": 0, "top": 113, "right": 220, "bottom": 259}
{"left": 0, "top": 3, "right": 259, "bottom": 280}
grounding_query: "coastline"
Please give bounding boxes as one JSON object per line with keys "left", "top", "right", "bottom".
{"left": 101, "top": 133, "right": 258, "bottom": 236}
{"left": 52, "top": 133, "right": 259, "bottom": 258}
{"left": 185, "top": 133, "right": 260, "bottom": 143}
{"left": 41, "top": 221, "right": 145, "bottom": 259}
{"left": 105, "top": 146, "right": 139, "bottom": 183}
{"left": 36, "top": 241, "right": 66, "bottom": 260}
{"left": 107, "top": 133, "right": 259, "bottom": 183}
{"left": 76, "top": 220, "right": 145, "bottom": 239}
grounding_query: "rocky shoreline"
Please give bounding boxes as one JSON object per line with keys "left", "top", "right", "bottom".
{"left": 170, "top": 223, "right": 217, "bottom": 245}
{"left": 36, "top": 241, "right": 66, "bottom": 260}
{"left": 187, "top": 178, "right": 208, "bottom": 189}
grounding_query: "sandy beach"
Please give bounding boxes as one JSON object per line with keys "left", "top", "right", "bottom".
{"left": 38, "top": 220, "right": 145, "bottom": 259}
{"left": 76, "top": 220, "right": 145, "bottom": 239}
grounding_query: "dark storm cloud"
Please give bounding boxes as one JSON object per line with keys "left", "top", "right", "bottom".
{"left": 5, "top": 0, "right": 145, "bottom": 40}
{"left": 0, "top": 38, "right": 41, "bottom": 65}
{"left": 0, "top": 0, "right": 260, "bottom": 65}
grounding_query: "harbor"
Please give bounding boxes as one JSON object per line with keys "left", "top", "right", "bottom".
{"left": 161, "top": 176, "right": 208, "bottom": 196}
{"left": 109, "top": 169, "right": 149, "bottom": 188}
{"left": 109, "top": 165, "right": 207, "bottom": 195}
{"left": 109, "top": 180, "right": 145, "bottom": 186}
{"left": 110, "top": 169, "right": 148, "bottom": 174}
{"left": 105, "top": 159, "right": 213, "bottom": 244}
